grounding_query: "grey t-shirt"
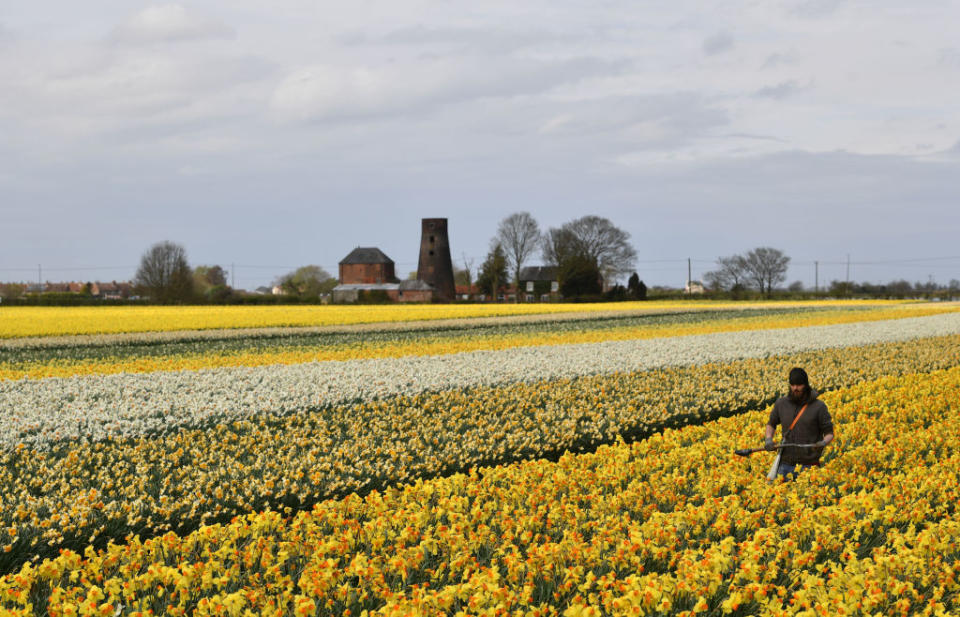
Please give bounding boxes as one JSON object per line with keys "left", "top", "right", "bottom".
{"left": 768, "top": 389, "right": 833, "bottom": 465}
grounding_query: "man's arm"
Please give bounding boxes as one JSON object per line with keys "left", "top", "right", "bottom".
{"left": 764, "top": 423, "right": 777, "bottom": 450}
{"left": 817, "top": 404, "right": 835, "bottom": 448}
{"left": 765, "top": 403, "right": 781, "bottom": 450}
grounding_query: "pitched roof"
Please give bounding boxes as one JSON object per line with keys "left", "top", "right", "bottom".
{"left": 519, "top": 266, "right": 558, "bottom": 282}
{"left": 339, "top": 247, "right": 394, "bottom": 265}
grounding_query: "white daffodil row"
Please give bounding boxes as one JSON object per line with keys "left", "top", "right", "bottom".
{"left": 3, "top": 312, "right": 960, "bottom": 451}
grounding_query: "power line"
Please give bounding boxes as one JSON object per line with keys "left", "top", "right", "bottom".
{"left": 0, "top": 266, "right": 136, "bottom": 271}
{"left": 854, "top": 255, "right": 960, "bottom": 264}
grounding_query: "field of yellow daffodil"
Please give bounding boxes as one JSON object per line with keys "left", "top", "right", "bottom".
{"left": 2, "top": 365, "right": 960, "bottom": 616}
{"left": 1, "top": 304, "right": 955, "bottom": 381}
{"left": 0, "top": 299, "right": 931, "bottom": 339}
{"left": 1, "top": 330, "right": 959, "bottom": 576}
{"left": 1, "top": 303, "right": 960, "bottom": 616}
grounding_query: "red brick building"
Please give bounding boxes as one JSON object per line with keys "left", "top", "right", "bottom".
{"left": 339, "top": 247, "right": 397, "bottom": 284}
{"left": 334, "top": 247, "right": 437, "bottom": 303}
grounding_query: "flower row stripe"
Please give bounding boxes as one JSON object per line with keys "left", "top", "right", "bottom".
{"left": 2, "top": 305, "right": 951, "bottom": 382}
{"left": 3, "top": 312, "right": 960, "bottom": 451}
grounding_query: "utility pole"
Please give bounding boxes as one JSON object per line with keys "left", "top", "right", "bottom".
{"left": 814, "top": 261, "right": 819, "bottom": 294}
{"left": 687, "top": 258, "right": 692, "bottom": 294}
{"left": 38, "top": 264, "right": 41, "bottom": 291}
{"left": 846, "top": 254, "right": 850, "bottom": 286}
{"left": 231, "top": 263, "right": 235, "bottom": 289}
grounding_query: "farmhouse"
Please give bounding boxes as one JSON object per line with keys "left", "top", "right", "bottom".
{"left": 332, "top": 247, "right": 436, "bottom": 303}
{"left": 519, "top": 266, "right": 560, "bottom": 302}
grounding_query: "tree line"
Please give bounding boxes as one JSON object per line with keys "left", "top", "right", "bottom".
{"left": 702, "top": 247, "right": 790, "bottom": 299}
{"left": 127, "top": 241, "right": 340, "bottom": 303}
{"left": 469, "top": 213, "right": 643, "bottom": 300}
{"left": 6, "top": 234, "right": 956, "bottom": 305}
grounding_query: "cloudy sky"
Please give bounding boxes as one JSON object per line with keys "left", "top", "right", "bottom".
{"left": 2, "top": 0, "right": 959, "bottom": 290}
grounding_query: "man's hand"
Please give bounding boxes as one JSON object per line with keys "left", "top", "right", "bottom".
{"left": 814, "top": 439, "right": 828, "bottom": 448}
{"left": 764, "top": 437, "right": 776, "bottom": 451}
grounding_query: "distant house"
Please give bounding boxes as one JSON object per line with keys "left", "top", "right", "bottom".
{"left": 455, "top": 284, "right": 479, "bottom": 301}
{"left": 519, "top": 266, "right": 560, "bottom": 302}
{"left": 685, "top": 280, "right": 706, "bottom": 295}
{"left": 397, "top": 279, "right": 435, "bottom": 303}
{"left": 333, "top": 247, "right": 436, "bottom": 303}
{"left": 333, "top": 280, "right": 436, "bottom": 303}
{"left": 96, "top": 281, "right": 132, "bottom": 299}
{"left": 333, "top": 283, "right": 398, "bottom": 303}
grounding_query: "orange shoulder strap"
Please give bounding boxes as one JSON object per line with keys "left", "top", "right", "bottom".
{"left": 788, "top": 403, "right": 809, "bottom": 432}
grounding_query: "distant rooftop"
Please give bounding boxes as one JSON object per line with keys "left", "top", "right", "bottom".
{"left": 519, "top": 266, "right": 558, "bottom": 281}
{"left": 339, "top": 247, "right": 394, "bottom": 265}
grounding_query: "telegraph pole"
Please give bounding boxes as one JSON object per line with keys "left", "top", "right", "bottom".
{"left": 38, "top": 264, "right": 41, "bottom": 291}
{"left": 687, "top": 258, "right": 692, "bottom": 294}
{"left": 814, "top": 261, "right": 819, "bottom": 293}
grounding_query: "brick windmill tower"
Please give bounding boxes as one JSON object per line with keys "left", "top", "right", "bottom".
{"left": 416, "top": 218, "right": 456, "bottom": 302}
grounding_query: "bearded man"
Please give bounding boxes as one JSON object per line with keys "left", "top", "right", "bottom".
{"left": 764, "top": 367, "right": 834, "bottom": 479}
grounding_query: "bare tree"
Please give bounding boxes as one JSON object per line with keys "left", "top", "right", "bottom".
{"left": 541, "top": 226, "right": 580, "bottom": 268}
{"left": 564, "top": 216, "right": 637, "bottom": 281}
{"left": 704, "top": 255, "right": 748, "bottom": 292}
{"left": 460, "top": 252, "right": 475, "bottom": 287}
{"left": 495, "top": 212, "right": 541, "bottom": 301}
{"left": 742, "top": 247, "right": 790, "bottom": 297}
{"left": 542, "top": 216, "right": 636, "bottom": 284}
{"left": 134, "top": 241, "right": 194, "bottom": 302}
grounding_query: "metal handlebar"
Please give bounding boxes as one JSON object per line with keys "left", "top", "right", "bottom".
{"left": 733, "top": 443, "right": 822, "bottom": 457}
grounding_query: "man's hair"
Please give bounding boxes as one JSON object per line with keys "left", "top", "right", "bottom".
{"left": 789, "top": 367, "right": 809, "bottom": 386}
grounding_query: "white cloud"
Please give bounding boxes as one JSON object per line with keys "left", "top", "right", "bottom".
{"left": 702, "top": 32, "right": 734, "bottom": 55}
{"left": 789, "top": 0, "right": 846, "bottom": 18}
{"left": 534, "top": 93, "right": 728, "bottom": 148}
{"left": 939, "top": 47, "right": 960, "bottom": 69}
{"left": 110, "top": 5, "right": 234, "bottom": 45}
{"left": 761, "top": 52, "right": 799, "bottom": 69}
{"left": 269, "top": 56, "right": 619, "bottom": 123}
{"left": 349, "top": 24, "right": 578, "bottom": 54}
{"left": 753, "top": 80, "right": 803, "bottom": 99}
{"left": 0, "top": 21, "right": 17, "bottom": 53}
